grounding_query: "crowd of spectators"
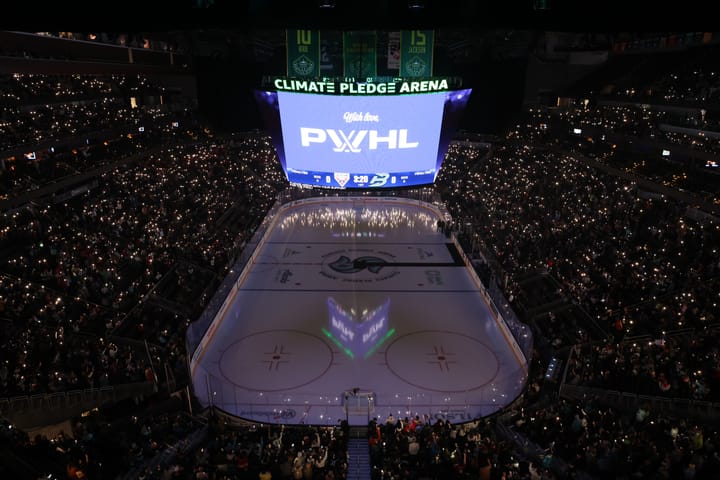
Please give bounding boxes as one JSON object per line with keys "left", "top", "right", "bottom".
{"left": 432, "top": 76, "right": 720, "bottom": 475}
{"left": 0, "top": 73, "right": 177, "bottom": 150}
{"left": 566, "top": 327, "right": 720, "bottom": 402}
{"left": 3, "top": 407, "right": 354, "bottom": 480}
{"left": 517, "top": 43, "right": 720, "bottom": 201}
{"left": 0, "top": 130, "right": 291, "bottom": 480}
{"left": 437, "top": 141, "right": 719, "bottom": 340}
{"left": 0, "top": 127, "right": 556, "bottom": 479}
{"left": 506, "top": 396, "right": 720, "bottom": 479}
{"left": 1, "top": 399, "right": 205, "bottom": 479}
{"left": 2, "top": 42, "right": 720, "bottom": 480}
{"left": 602, "top": 43, "right": 720, "bottom": 107}
{"left": 1, "top": 134, "right": 286, "bottom": 402}
{"left": 0, "top": 73, "right": 193, "bottom": 197}
{"left": 531, "top": 103, "right": 720, "bottom": 158}
{"left": 366, "top": 411, "right": 553, "bottom": 480}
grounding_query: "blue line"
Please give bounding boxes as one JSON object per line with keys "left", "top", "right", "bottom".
{"left": 255, "top": 262, "right": 324, "bottom": 265}
{"left": 231, "top": 288, "right": 481, "bottom": 293}
{"left": 254, "top": 262, "right": 460, "bottom": 267}
{"left": 264, "top": 241, "right": 445, "bottom": 245}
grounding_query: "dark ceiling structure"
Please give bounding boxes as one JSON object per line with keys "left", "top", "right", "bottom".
{"left": 2, "top": 0, "right": 713, "bottom": 33}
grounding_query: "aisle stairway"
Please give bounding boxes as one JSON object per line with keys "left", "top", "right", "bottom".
{"left": 346, "top": 427, "right": 371, "bottom": 480}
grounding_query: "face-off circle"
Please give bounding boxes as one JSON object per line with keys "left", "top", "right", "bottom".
{"left": 218, "top": 330, "right": 333, "bottom": 392}
{"left": 385, "top": 330, "right": 500, "bottom": 392}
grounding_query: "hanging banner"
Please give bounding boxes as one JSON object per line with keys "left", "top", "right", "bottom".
{"left": 387, "top": 31, "right": 400, "bottom": 70}
{"left": 400, "top": 30, "right": 434, "bottom": 77}
{"left": 343, "top": 31, "right": 377, "bottom": 78}
{"left": 320, "top": 32, "right": 343, "bottom": 76}
{"left": 286, "top": 29, "right": 320, "bottom": 78}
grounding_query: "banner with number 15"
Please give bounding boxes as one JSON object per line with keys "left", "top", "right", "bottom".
{"left": 400, "top": 30, "right": 434, "bottom": 77}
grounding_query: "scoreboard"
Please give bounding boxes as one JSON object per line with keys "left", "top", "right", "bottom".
{"left": 255, "top": 77, "right": 471, "bottom": 189}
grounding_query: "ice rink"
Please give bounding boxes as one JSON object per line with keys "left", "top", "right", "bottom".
{"left": 190, "top": 196, "right": 528, "bottom": 425}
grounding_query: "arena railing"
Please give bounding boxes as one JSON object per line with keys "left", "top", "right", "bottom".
{"left": 447, "top": 230, "right": 532, "bottom": 367}
{"left": 194, "top": 367, "right": 528, "bottom": 426}
{"left": 495, "top": 421, "right": 571, "bottom": 478}
{"left": 559, "top": 326, "right": 720, "bottom": 421}
{"left": 119, "top": 422, "right": 210, "bottom": 480}
{"left": 0, "top": 381, "right": 156, "bottom": 428}
{"left": 558, "top": 383, "right": 720, "bottom": 422}
{"left": 449, "top": 225, "right": 534, "bottom": 363}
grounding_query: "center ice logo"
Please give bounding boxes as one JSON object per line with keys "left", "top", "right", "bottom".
{"left": 321, "top": 249, "right": 400, "bottom": 283}
{"left": 328, "top": 255, "right": 387, "bottom": 274}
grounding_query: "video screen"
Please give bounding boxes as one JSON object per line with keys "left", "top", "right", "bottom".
{"left": 255, "top": 88, "right": 471, "bottom": 188}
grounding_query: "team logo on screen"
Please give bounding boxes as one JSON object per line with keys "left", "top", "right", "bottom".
{"left": 369, "top": 173, "right": 390, "bottom": 187}
{"left": 300, "top": 128, "right": 419, "bottom": 152}
{"left": 333, "top": 172, "right": 350, "bottom": 187}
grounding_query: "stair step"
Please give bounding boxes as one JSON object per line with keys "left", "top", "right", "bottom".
{"left": 346, "top": 437, "right": 371, "bottom": 480}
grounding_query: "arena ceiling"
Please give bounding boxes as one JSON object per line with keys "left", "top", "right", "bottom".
{"left": 1, "top": 0, "right": 711, "bottom": 34}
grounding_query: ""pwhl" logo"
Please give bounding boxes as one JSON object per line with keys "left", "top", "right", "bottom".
{"left": 300, "top": 128, "right": 419, "bottom": 152}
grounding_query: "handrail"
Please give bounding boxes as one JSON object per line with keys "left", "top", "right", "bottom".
{"left": 119, "top": 423, "right": 210, "bottom": 480}
{"left": 559, "top": 383, "right": 720, "bottom": 421}
{"left": 0, "top": 381, "right": 155, "bottom": 414}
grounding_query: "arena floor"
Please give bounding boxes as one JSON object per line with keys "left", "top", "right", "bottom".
{"left": 190, "top": 196, "right": 528, "bottom": 426}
